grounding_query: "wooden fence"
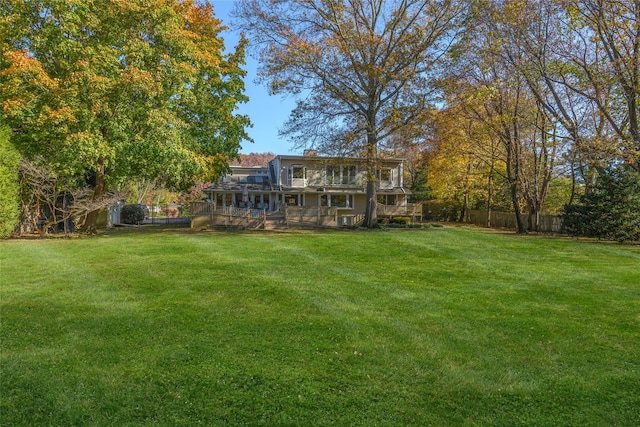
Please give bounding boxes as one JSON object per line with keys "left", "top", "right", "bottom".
{"left": 467, "top": 210, "right": 564, "bottom": 232}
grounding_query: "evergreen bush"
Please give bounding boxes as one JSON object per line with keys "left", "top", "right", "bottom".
{"left": 121, "top": 204, "right": 146, "bottom": 225}
{"left": 0, "top": 126, "right": 20, "bottom": 238}
{"left": 563, "top": 166, "right": 640, "bottom": 242}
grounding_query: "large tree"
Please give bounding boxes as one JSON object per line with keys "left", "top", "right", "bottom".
{"left": 563, "top": 0, "right": 640, "bottom": 169}
{"left": 485, "top": 0, "right": 639, "bottom": 173}
{"left": 475, "top": 0, "right": 637, "bottom": 231}
{"left": 1, "top": 0, "right": 251, "bottom": 231}
{"left": 235, "top": 0, "right": 469, "bottom": 227}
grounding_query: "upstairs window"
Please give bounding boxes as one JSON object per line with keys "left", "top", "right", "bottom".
{"left": 326, "top": 165, "right": 339, "bottom": 185}
{"left": 292, "top": 166, "right": 305, "bottom": 179}
{"left": 378, "top": 168, "right": 392, "bottom": 181}
{"left": 325, "top": 165, "right": 357, "bottom": 185}
{"left": 343, "top": 165, "right": 357, "bottom": 184}
{"left": 288, "top": 166, "right": 306, "bottom": 186}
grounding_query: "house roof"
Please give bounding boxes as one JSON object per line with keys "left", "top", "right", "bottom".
{"left": 229, "top": 165, "right": 269, "bottom": 170}
{"left": 203, "top": 184, "right": 411, "bottom": 195}
{"left": 272, "top": 154, "right": 406, "bottom": 163}
{"left": 203, "top": 183, "right": 272, "bottom": 193}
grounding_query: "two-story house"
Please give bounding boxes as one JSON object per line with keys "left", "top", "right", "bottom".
{"left": 193, "top": 152, "right": 420, "bottom": 229}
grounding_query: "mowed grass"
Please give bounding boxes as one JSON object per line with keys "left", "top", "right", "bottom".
{"left": 1, "top": 227, "right": 639, "bottom": 426}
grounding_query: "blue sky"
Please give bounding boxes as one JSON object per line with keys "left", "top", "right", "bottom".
{"left": 212, "top": 1, "right": 299, "bottom": 155}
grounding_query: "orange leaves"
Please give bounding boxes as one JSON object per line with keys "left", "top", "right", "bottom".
{"left": 170, "top": 0, "right": 225, "bottom": 69}
{"left": 184, "top": 0, "right": 224, "bottom": 36}
{"left": 1, "top": 50, "right": 64, "bottom": 125}
{"left": 1, "top": 50, "right": 57, "bottom": 92}
{"left": 38, "top": 105, "right": 75, "bottom": 126}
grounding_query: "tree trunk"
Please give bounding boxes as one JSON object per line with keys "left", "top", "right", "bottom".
{"left": 83, "top": 162, "right": 106, "bottom": 233}
{"left": 506, "top": 141, "right": 527, "bottom": 234}
{"left": 459, "top": 191, "right": 470, "bottom": 223}
{"left": 364, "top": 133, "right": 378, "bottom": 228}
{"left": 460, "top": 160, "right": 471, "bottom": 223}
{"left": 18, "top": 202, "right": 37, "bottom": 235}
{"left": 364, "top": 180, "right": 377, "bottom": 228}
{"left": 511, "top": 182, "right": 526, "bottom": 234}
{"left": 486, "top": 169, "right": 493, "bottom": 228}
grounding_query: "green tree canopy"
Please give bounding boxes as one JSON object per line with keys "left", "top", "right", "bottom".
{"left": 1, "top": 0, "right": 251, "bottom": 230}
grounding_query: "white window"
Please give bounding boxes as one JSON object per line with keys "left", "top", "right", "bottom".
{"left": 326, "top": 165, "right": 339, "bottom": 185}
{"left": 325, "top": 165, "right": 357, "bottom": 185}
{"left": 289, "top": 165, "right": 306, "bottom": 187}
{"left": 292, "top": 166, "right": 305, "bottom": 179}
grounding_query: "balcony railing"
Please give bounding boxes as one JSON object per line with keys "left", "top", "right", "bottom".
{"left": 190, "top": 203, "right": 267, "bottom": 219}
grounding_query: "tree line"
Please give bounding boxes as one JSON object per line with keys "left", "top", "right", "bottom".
{"left": 422, "top": 0, "right": 639, "bottom": 239}
{"left": 2, "top": 0, "right": 638, "bottom": 240}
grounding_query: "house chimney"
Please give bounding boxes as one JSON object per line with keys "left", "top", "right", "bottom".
{"left": 303, "top": 149, "right": 318, "bottom": 157}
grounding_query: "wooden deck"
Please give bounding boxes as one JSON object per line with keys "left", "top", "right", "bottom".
{"left": 191, "top": 202, "right": 423, "bottom": 230}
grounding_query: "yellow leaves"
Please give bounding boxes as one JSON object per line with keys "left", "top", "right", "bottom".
{"left": 175, "top": 0, "right": 225, "bottom": 68}
{"left": 184, "top": 0, "right": 223, "bottom": 35}
{"left": 2, "top": 97, "right": 28, "bottom": 120}
{"left": 502, "top": 0, "right": 528, "bottom": 19}
{"left": 1, "top": 50, "right": 64, "bottom": 124}
{"left": 193, "top": 152, "right": 229, "bottom": 181}
{"left": 109, "top": 0, "right": 144, "bottom": 15}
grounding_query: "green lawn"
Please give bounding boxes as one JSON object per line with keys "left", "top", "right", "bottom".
{"left": 1, "top": 227, "right": 639, "bottom": 426}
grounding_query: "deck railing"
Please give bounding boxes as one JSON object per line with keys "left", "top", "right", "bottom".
{"left": 285, "top": 206, "right": 338, "bottom": 227}
{"left": 191, "top": 202, "right": 423, "bottom": 228}
{"left": 221, "top": 206, "right": 267, "bottom": 218}
{"left": 376, "top": 203, "right": 422, "bottom": 218}
{"left": 190, "top": 202, "right": 267, "bottom": 219}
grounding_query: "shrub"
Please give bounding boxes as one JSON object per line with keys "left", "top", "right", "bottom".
{"left": 163, "top": 207, "right": 179, "bottom": 218}
{"left": 408, "top": 223, "right": 428, "bottom": 229}
{"left": 121, "top": 204, "right": 146, "bottom": 225}
{"left": 422, "top": 200, "right": 461, "bottom": 222}
{"left": 563, "top": 166, "right": 640, "bottom": 242}
{"left": 0, "top": 126, "right": 20, "bottom": 239}
{"left": 388, "top": 217, "right": 410, "bottom": 225}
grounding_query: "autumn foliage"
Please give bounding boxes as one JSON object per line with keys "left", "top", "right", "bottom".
{"left": 1, "top": 0, "right": 251, "bottom": 231}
